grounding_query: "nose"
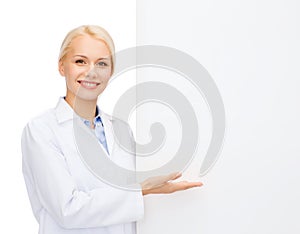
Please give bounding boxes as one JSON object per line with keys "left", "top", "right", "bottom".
{"left": 86, "top": 65, "right": 97, "bottom": 79}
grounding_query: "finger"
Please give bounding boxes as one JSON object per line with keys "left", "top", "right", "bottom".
{"left": 150, "top": 172, "right": 181, "bottom": 185}
{"left": 145, "top": 180, "right": 203, "bottom": 194}
{"left": 171, "top": 172, "right": 182, "bottom": 180}
{"left": 141, "top": 172, "right": 183, "bottom": 190}
{"left": 176, "top": 181, "right": 203, "bottom": 189}
{"left": 141, "top": 174, "right": 174, "bottom": 189}
{"left": 169, "top": 181, "right": 203, "bottom": 192}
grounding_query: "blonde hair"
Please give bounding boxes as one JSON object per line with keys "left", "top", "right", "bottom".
{"left": 58, "top": 25, "right": 115, "bottom": 74}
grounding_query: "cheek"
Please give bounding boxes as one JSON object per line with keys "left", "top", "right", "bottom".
{"left": 66, "top": 66, "right": 87, "bottom": 79}
{"left": 95, "top": 68, "right": 112, "bottom": 81}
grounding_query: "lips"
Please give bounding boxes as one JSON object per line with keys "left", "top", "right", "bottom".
{"left": 78, "top": 80, "right": 100, "bottom": 89}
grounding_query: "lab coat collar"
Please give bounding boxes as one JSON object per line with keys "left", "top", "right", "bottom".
{"left": 55, "top": 97, "right": 74, "bottom": 124}
{"left": 54, "top": 97, "right": 115, "bottom": 154}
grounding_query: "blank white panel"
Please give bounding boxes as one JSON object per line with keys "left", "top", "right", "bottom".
{"left": 136, "top": 0, "right": 300, "bottom": 233}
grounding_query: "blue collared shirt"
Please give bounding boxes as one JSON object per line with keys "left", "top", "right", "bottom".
{"left": 81, "top": 107, "right": 109, "bottom": 155}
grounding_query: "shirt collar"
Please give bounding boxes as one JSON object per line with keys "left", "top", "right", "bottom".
{"left": 81, "top": 106, "right": 103, "bottom": 127}
{"left": 55, "top": 97, "right": 104, "bottom": 125}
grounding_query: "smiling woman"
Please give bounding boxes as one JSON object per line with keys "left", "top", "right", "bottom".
{"left": 21, "top": 25, "right": 202, "bottom": 234}
{"left": 58, "top": 26, "right": 114, "bottom": 124}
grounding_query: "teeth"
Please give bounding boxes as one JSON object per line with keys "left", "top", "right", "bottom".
{"left": 81, "top": 81, "right": 97, "bottom": 87}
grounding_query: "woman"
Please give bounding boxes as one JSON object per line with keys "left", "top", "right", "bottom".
{"left": 21, "top": 25, "right": 202, "bottom": 234}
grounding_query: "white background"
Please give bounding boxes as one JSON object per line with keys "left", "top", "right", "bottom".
{"left": 1, "top": 0, "right": 300, "bottom": 234}
{"left": 0, "top": 0, "right": 136, "bottom": 233}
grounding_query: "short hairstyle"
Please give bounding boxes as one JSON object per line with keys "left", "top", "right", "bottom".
{"left": 58, "top": 25, "right": 115, "bottom": 74}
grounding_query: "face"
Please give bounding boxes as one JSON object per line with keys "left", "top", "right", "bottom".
{"left": 59, "top": 35, "right": 112, "bottom": 103}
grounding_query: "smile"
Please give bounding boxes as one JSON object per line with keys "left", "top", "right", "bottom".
{"left": 78, "top": 80, "right": 100, "bottom": 89}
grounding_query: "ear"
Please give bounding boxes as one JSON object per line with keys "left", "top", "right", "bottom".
{"left": 58, "top": 60, "right": 65, "bottom": 76}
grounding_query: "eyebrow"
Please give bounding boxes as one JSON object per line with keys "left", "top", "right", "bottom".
{"left": 74, "top": 55, "right": 110, "bottom": 60}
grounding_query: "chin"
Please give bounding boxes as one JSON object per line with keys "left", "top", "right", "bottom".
{"left": 75, "top": 91, "right": 101, "bottom": 102}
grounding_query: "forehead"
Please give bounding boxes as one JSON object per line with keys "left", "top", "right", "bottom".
{"left": 68, "top": 35, "right": 110, "bottom": 57}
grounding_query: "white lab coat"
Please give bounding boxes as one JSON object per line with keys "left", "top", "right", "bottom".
{"left": 21, "top": 97, "right": 144, "bottom": 234}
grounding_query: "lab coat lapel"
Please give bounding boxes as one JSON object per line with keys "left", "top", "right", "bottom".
{"left": 101, "top": 113, "right": 115, "bottom": 155}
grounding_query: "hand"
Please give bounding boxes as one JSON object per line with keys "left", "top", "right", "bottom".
{"left": 141, "top": 172, "right": 203, "bottom": 196}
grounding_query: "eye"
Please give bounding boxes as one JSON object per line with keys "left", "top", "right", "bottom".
{"left": 75, "top": 59, "right": 86, "bottom": 64}
{"left": 96, "top": 61, "right": 109, "bottom": 67}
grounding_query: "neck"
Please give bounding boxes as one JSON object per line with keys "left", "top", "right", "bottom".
{"left": 65, "top": 94, "right": 97, "bottom": 123}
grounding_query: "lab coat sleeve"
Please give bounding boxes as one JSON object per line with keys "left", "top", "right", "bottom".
{"left": 21, "top": 119, "right": 144, "bottom": 229}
